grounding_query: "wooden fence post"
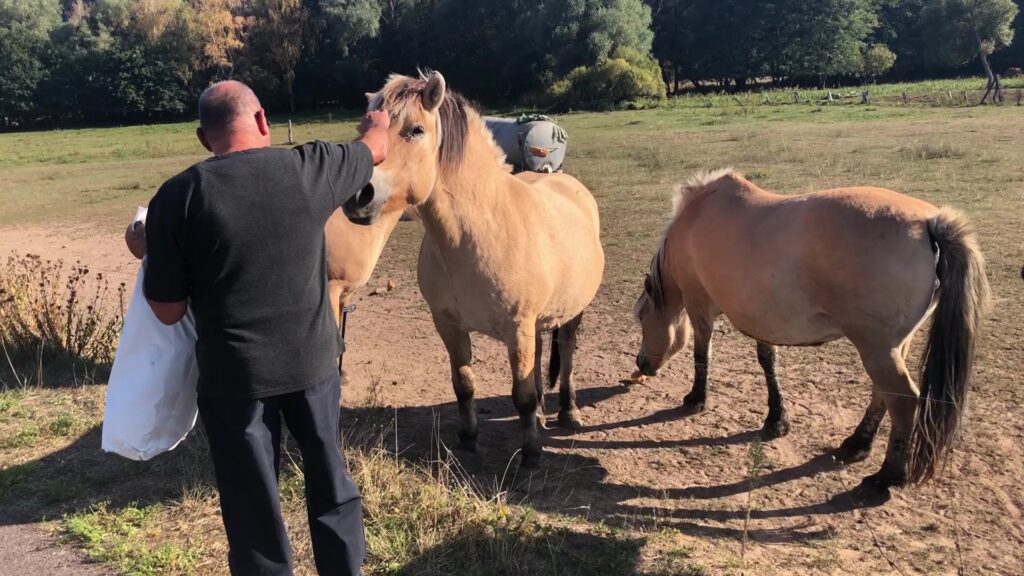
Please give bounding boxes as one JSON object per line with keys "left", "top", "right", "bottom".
{"left": 793, "top": 91, "right": 799, "bottom": 103}
{"left": 328, "top": 112, "right": 333, "bottom": 123}
{"left": 861, "top": 90, "right": 870, "bottom": 104}
{"left": 901, "top": 91, "right": 909, "bottom": 105}
{"left": 287, "top": 120, "right": 294, "bottom": 145}
{"left": 1016, "top": 89, "right": 1022, "bottom": 106}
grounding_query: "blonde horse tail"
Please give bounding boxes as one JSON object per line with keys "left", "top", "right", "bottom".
{"left": 547, "top": 328, "right": 560, "bottom": 390}
{"left": 908, "top": 208, "right": 990, "bottom": 484}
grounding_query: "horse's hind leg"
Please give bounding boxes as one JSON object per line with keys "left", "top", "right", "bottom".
{"left": 836, "top": 335, "right": 913, "bottom": 463}
{"left": 756, "top": 342, "right": 790, "bottom": 439}
{"left": 509, "top": 324, "right": 542, "bottom": 468}
{"left": 857, "top": 346, "right": 918, "bottom": 491}
{"left": 834, "top": 389, "right": 885, "bottom": 464}
{"left": 683, "top": 314, "right": 714, "bottom": 412}
{"left": 433, "top": 312, "right": 478, "bottom": 451}
{"left": 555, "top": 312, "right": 584, "bottom": 431}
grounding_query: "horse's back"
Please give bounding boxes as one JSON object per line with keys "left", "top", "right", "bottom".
{"left": 683, "top": 182, "right": 939, "bottom": 348}
{"left": 516, "top": 172, "right": 600, "bottom": 229}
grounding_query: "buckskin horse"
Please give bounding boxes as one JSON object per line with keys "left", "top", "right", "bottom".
{"left": 633, "top": 169, "right": 989, "bottom": 495}
{"left": 342, "top": 72, "right": 604, "bottom": 467}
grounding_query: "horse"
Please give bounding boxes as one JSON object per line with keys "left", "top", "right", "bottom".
{"left": 633, "top": 169, "right": 989, "bottom": 495}
{"left": 342, "top": 71, "right": 605, "bottom": 467}
{"left": 324, "top": 209, "right": 403, "bottom": 378}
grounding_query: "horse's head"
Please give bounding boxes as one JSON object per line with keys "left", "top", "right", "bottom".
{"left": 343, "top": 71, "right": 466, "bottom": 224}
{"left": 633, "top": 247, "right": 690, "bottom": 377}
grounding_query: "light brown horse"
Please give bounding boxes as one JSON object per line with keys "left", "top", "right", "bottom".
{"left": 324, "top": 209, "right": 403, "bottom": 376}
{"left": 343, "top": 72, "right": 605, "bottom": 467}
{"left": 634, "top": 169, "right": 989, "bottom": 495}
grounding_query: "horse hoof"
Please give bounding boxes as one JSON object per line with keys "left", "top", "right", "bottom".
{"left": 557, "top": 411, "right": 584, "bottom": 432}
{"left": 860, "top": 470, "right": 906, "bottom": 491}
{"left": 851, "top": 479, "right": 892, "bottom": 505}
{"left": 457, "top": 432, "right": 478, "bottom": 453}
{"left": 761, "top": 418, "right": 790, "bottom": 440}
{"left": 832, "top": 442, "right": 871, "bottom": 464}
{"left": 681, "top": 397, "right": 706, "bottom": 414}
{"left": 520, "top": 452, "right": 541, "bottom": 470}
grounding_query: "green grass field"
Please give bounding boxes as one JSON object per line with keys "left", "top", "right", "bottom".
{"left": 1, "top": 80, "right": 1023, "bottom": 575}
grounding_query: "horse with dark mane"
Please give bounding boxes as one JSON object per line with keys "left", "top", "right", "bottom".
{"left": 633, "top": 169, "right": 989, "bottom": 496}
{"left": 343, "top": 71, "right": 605, "bottom": 467}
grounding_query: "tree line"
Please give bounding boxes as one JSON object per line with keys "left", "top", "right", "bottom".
{"left": 1, "top": 0, "right": 1021, "bottom": 125}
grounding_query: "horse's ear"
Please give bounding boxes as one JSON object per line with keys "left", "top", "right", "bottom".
{"left": 365, "top": 92, "right": 374, "bottom": 101}
{"left": 644, "top": 274, "right": 653, "bottom": 294}
{"left": 422, "top": 72, "right": 447, "bottom": 112}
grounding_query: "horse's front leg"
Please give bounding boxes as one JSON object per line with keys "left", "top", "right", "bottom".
{"left": 433, "top": 311, "right": 478, "bottom": 451}
{"left": 683, "top": 315, "right": 714, "bottom": 412}
{"left": 329, "top": 281, "right": 350, "bottom": 385}
{"left": 756, "top": 341, "right": 791, "bottom": 439}
{"left": 509, "top": 324, "right": 542, "bottom": 468}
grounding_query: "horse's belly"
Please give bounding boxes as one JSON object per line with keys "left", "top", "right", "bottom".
{"left": 728, "top": 309, "right": 843, "bottom": 347}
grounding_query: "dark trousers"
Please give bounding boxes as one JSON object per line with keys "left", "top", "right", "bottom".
{"left": 198, "top": 374, "right": 364, "bottom": 576}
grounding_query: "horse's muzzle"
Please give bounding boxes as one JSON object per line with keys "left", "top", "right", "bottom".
{"left": 342, "top": 182, "right": 379, "bottom": 225}
{"left": 636, "top": 351, "right": 658, "bottom": 377}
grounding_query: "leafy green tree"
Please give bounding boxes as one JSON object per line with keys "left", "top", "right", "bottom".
{"left": 923, "top": 0, "right": 1018, "bottom": 94}
{"left": 0, "top": 0, "right": 61, "bottom": 119}
{"left": 862, "top": 43, "right": 898, "bottom": 79}
{"left": 533, "top": 0, "right": 654, "bottom": 76}
{"left": 37, "top": 0, "right": 189, "bottom": 121}
{"left": 242, "top": 0, "right": 310, "bottom": 111}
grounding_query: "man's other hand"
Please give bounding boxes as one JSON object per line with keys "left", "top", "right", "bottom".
{"left": 125, "top": 221, "right": 146, "bottom": 260}
{"left": 357, "top": 110, "right": 390, "bottom": 165}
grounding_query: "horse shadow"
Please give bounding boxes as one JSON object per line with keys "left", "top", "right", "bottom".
{"left": 339, "top": 382, "right": 886, "bottom": 546}
{"left": 1, "top": 381, "right": 884, "bottom": 553}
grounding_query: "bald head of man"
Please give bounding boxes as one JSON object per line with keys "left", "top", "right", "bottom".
{"left": 196, "top": 80, "right": 271, "bottom": 156}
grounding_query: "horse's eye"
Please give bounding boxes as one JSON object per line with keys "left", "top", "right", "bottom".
{"left": 409, "top": 125, "right": 425, "bottom": 138}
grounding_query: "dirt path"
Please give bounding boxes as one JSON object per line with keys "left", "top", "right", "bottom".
{"left": 0, "top": 517, "right": 111, "bottom": 576}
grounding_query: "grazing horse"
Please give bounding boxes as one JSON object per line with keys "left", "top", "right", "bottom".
{"left": 633, "top": 169, "right": 989, "bottom": 494}
{"left": 343, "top": 72, "right": 605, "bottom": 467}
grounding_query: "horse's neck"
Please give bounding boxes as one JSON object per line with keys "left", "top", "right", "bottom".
{"left": 419, "top": 121, "right": 511, "bottom": 249}
{"left": 362, "top": 208, "right": 403, "bottom": 264}
{"left": 327, "top": 207, "right": 402, "bottom": 285}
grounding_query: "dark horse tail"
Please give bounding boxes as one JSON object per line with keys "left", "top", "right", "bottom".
{"left": 548, "top": 328, "right": 561, "bottom": 390}
{"left": 908, "top": 207, "right": 990, "bottom": 484}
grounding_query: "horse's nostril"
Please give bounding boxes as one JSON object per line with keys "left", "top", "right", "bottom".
{"left": 356, "top": 183, "right": 375, "bottom": 208}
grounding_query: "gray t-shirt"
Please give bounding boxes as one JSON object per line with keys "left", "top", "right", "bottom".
{"left": 144, "top": 141, "right": 374, "bottom": 398}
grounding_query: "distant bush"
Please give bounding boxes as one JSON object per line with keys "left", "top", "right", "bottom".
{"left": 546, "top": 47, "right": 665, "bottom": 109}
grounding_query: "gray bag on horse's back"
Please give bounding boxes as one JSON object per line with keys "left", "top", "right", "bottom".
{"left": 484, "top": 115, "right": 567, "bottom": 173}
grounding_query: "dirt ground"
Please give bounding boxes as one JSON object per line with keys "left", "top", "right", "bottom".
{"left": 0, "top": 516, "right": 111, "bottom": 576}
{"left": 2, "top": 214, "right": 1021, "bottom": 576}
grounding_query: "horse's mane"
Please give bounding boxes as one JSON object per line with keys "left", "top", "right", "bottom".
{"left": 368, "top": 71, "right": 504, "bottom": 175}
{"left": 672, "top": 167, "right": 741, "bottom": 215}
{"left": 638, "top": 168, "right": 741, "bottom": 316}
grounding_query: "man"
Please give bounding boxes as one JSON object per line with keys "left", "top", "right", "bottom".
{"left": 125, "top": 80, "right": 389, "bottom": 575}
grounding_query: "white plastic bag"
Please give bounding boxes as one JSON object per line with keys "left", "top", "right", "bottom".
{"left": 101, "top": 208, "right": 199, "bottom": 461}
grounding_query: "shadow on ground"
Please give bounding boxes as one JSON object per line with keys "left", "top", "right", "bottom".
{"left": 341, "top": 382, "right": 885, "bottom": 547}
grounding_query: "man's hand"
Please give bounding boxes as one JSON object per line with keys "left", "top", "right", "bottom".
{"left": 125, "top": 221, "right": 146, "bottom": 260}
{"left": 357, "top": 110, "right": 390, "bottom": 165}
